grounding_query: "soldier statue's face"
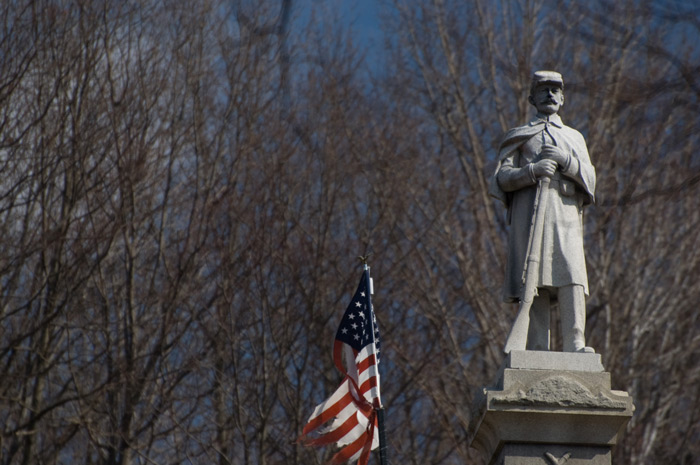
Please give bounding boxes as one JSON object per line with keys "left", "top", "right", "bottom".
{"left": 529, "top": 84, "right": 564, "bottom": 115}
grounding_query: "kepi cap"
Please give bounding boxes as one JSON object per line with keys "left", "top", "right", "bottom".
{"left": 530, "top": 70, "right": 564, "bottom": 92}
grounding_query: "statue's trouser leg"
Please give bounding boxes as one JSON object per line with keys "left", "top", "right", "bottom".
{"left": 558, "top": 284, "right": 586, "bottom": 352}
{"left": 526, "top": 289, "right": 551, "bottom": 351}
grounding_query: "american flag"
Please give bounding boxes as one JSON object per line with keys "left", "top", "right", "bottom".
{"left": 300, "top": 270, "right": 382, "bottom": 465}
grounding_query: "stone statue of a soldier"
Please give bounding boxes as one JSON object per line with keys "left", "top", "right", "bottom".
{"left": 489, "top": 71, "right": 596, "bottom": 353}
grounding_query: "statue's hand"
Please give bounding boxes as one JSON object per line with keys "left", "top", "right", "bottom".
{"left": 532, "top": 159, "right": 558, "bottom": 178}
{"left": 540, "top": 144, "right": 568, "bottom": 167}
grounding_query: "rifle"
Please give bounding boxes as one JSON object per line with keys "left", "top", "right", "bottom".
{"left": 503, "top": 177, "right": 551, "bottom": 354}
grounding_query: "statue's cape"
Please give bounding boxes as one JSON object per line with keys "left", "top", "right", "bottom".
{"left": 488, "top": 115, "right": 596, "bottom": 208}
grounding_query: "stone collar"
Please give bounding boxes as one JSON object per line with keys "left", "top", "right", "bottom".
{"left": 529, "top": 113, "right": 563, "bottom": 128}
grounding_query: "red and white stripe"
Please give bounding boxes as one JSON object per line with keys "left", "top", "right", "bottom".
{"left": 301, "top": 344, "right": 380, "bottom": 465}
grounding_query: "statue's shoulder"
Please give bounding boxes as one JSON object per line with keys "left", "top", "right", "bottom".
{"left": 501, "top": 122, "right": 536, "bottom": 146}
{"left": 563, "top": 124, "right": 583, "bottom": 136}
{"left": 557, "top": 119, "right": 583, "bottom": 137}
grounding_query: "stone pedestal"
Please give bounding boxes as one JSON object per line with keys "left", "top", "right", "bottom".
{"left": 470, "top": 351, "right": 634, "bottom": 465}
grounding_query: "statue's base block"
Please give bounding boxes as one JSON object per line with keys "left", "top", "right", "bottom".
{"left": 497, "top": 444, "right": 610, "bottom": 465}
{"left": 470, "top": 351, "right": 634, "bottom": 465}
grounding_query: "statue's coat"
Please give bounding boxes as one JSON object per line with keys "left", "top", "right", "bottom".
{"left": 489, "top": 114, "right": 596, "bottom": 303}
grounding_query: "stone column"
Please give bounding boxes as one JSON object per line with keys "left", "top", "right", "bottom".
{"left": 470, "top": 351, "right": 634, "bottom": 465}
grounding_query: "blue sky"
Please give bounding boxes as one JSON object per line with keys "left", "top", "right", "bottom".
{"left": 295, "top": 0, "right": 384, "bottom": 66}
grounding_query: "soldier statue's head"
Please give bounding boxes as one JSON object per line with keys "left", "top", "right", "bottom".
{"left": 528, "top": 70, "right": 564, "bottom": 116}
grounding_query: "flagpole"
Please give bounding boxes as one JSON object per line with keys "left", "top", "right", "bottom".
{"left": 362, "top": 261, "right": 387, "bottom": 465}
